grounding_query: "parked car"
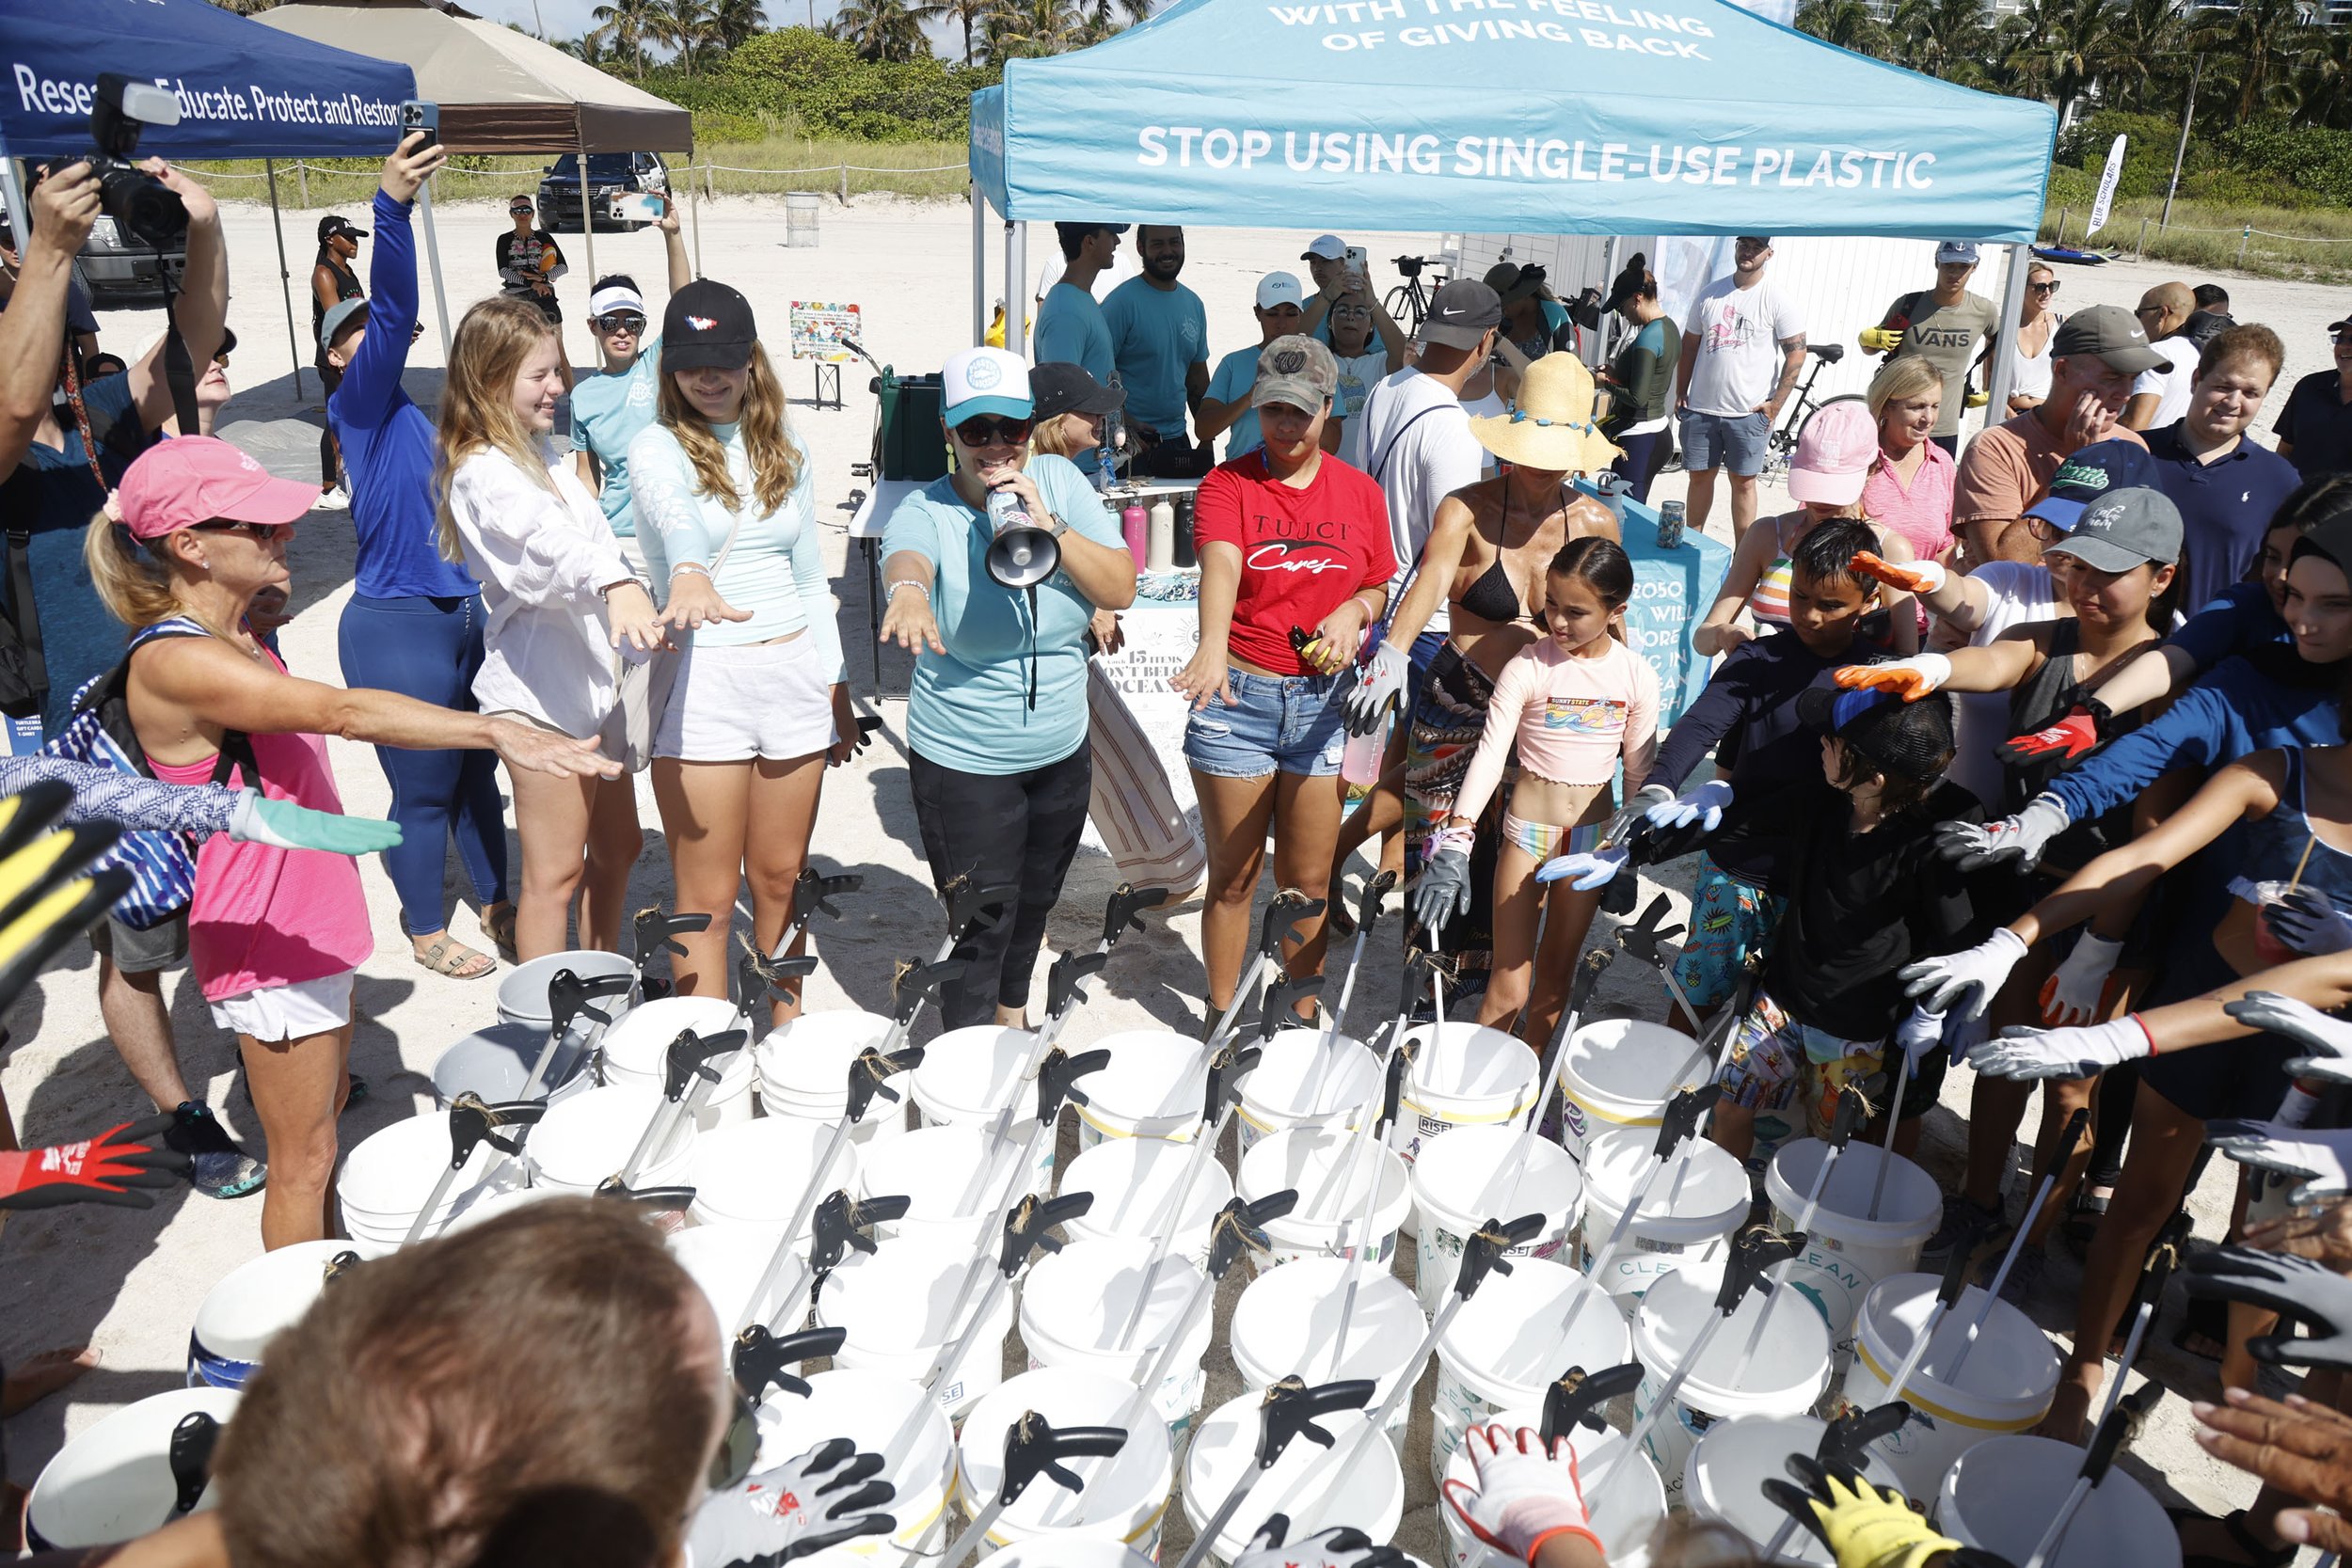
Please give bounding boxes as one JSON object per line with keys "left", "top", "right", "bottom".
{"left": 535, "top": 151, "right": 671, "bottom": 233}
{"left": 77, "top": 214, "right": 187, "bottom": 309}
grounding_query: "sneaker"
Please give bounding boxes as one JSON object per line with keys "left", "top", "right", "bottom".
{"left": 1992, "top": 1242, "right": 2049, "bottom": 1305}
{"left": 312, "top": 484, "right": 350, "bottom": 512}
{"left": 1922, "top": 1193, "right": 2004, "bottom": 1261}
{"left": 164, "top": 1101, "right": 266, "bottom": 1199}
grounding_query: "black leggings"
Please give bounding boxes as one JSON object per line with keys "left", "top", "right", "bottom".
{"left": 909, "top": 743, "right": 1093, "bottom": 1028}
{"left": 317, "top": 357, "right": 344, "bottom": 487}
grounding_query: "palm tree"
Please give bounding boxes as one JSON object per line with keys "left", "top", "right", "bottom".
{"left": 659, "top": 0, "right": 724, "bottom": 71}
{"left": 829, "top": 0, "right": 939, "bottom": 58}
{"left": 1888, "top": 0, "right": 1995, "bottom": 86}
{"left": 1998, "top": 0, "right": 2117, "bottom": 128}
{"left": 2194, "top": 0, "right": 2317, "bottom": 119}
{"left": 1794, "top": 0, "right": 1890, "bottom": 58}
{"left": 705, "top": 0, "right": 769, "bottom": 51}
{"left": 589, "top": 0, "right": 666, "bottom": 73}
{"left": 2297, "top": 24, "right": 2352, "bottom": 126}
{"left": 934, "top": 0, "right": 994, "bottom": 60}
{"left": 2096, "top": 0, "right": 2185, "bottom": 111}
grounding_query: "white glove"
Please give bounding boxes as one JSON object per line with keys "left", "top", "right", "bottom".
{"left": 1441, "top": 1424, "right": 1603, "bottom": 1566}
{"left": 1965, "top": 1016, "right": 2152, "bottom": 1079}
{"left": 2207, "top": 1119, "right": 2352, "bottom": 1196}
{"left": 1898, "top": 927, "right": 2027, "bottom": 1019}
{"left": 1344, "top": 641, "right": 1410, "bottom": 737}
{"left": 1231, "top": 1518, "right": 1409, "bottom": 1568}
{"left": 2270, "top": 888, "right": 2352, "bottom": 958}
{"left": 2041, "top": 931, "right": 2124, "bottom": 1027}
{"left": 1535, "top": 847, "right": 1628, "bottom": 890}
{"left": 1895, "top": 1006, "right": 1947, "bottom": 1071}
{"left": 1643, "top": 778, "right": 1734, "bottom": 833}
{"left": 687, "top": 1439, "right": 896, "bottom": 1568}
{"left": 1933, "top": 793, "right": 2072, "bottom": 873}
{"left": 2226, "top": 990, "right": 2352, "bottom": 1085}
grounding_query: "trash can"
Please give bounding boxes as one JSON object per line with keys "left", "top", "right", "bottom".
{"left": 786, "top": 191, "right": 821, "bottom": 248}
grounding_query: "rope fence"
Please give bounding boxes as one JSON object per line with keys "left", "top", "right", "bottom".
{"left": 2044, "top": 200, "right": 2352, "bottom": 274}
{"left": 203, "top": 156, "right": 971, "bottom": 209}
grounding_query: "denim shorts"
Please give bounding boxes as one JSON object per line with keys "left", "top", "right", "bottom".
{"left": 1677, "top": 408, "right": 1771, "bottom": 476}
{"left": 1184, "top": 668, "right": 1349, "bottom": 779}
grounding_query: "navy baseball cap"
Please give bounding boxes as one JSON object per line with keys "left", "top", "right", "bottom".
{"left": 1797, "top": 684, "right": 1956, "bottom": 784}
{"left": 2026, "top": 438, "right": 2160, "bottom": 530}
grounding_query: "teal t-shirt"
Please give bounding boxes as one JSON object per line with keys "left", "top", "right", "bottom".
{"left": 570, "top": 341, "right": 661, "bottom": 536}
{"left": 1102, "top": 277, "right": 1208, "bottom": 440}
{"left": 882, "top": 453, "right": 1123, "bottom": 775}
{"left": 1034, "top": 283, "right": 1115, "bottom": 386}
{"left": 1207, "top": 345, "right": 1265, "bottom": 461}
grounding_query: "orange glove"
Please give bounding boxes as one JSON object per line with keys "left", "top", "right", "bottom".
{"left": 1832, "top": 654, "right": 1951, "bottom": 702}
{"left": 1849, "top": 551, "right": 1947, "bottom": 597}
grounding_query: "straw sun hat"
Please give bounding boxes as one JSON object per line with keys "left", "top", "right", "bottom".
{"left": 1469, "top": 354, "right": 1623, "bottom": 474}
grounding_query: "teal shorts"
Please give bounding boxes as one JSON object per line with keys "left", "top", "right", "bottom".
{"left": 1672, "top": 853, "right": 1784, "bottom": 1007}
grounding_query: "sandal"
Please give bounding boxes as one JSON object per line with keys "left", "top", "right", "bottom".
{"left": 2169, "top": 1508, "right": 2296, "bottom": 1568}
{"left": 2061, "top": 1185, "right": 2112, "bottom": 1255}
{"left": 414, "top": 935, "right": 496, "bottom": 980}
{"left": 2170, "top": 1291, "right": 2230, "bottom": 1362}
{"left": 481, "top": 905, "right": 518, "bottom": 963}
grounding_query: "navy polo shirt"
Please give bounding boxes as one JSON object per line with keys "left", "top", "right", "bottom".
{"left": 2276, "top": 369, "right": 2352, "bottom": 481}
{"left": 2145, "top": 421, "right": 2301, "bottom": 609}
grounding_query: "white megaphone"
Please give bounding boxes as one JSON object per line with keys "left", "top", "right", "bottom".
{"left": 984, "top": 492, "right": 1060, "bottom": 590}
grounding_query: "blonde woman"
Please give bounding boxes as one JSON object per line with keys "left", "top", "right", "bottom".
{"left": 86, "top": 437, "right": 612, "bottom": 1247}
{"left": 437, "top": 295, "right": 664, "bottom": 961}
{"left": 628, "top": 280, "right": 851, "bottom": 1022}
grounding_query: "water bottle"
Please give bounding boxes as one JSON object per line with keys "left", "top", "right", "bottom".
{"left": 1657, "top": 499, "right": 1686, "bottom": 551}
{"left": 1121, "top": 497, "right": 1148, "bottom": 565}
{"left": 1172, "top": 491, "right": 1198, "bottom": 568}
{"left": 1592, "top": 470, "right": 1629, "bottom": 527}
{"left": 1146, "top": 495, "right": 1175, "bottom": 570}
{"left": 1098, "top": 411, "right": 1120, "bottom": 489}
{"left": 1340, "top": 713, "right": 1389, "bottom": 785}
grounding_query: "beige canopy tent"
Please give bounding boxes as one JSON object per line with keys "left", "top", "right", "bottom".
{"left": 254, "top": 0, "right": 695, "bottom": 367}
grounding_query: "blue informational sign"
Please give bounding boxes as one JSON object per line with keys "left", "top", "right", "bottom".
{"left": 1580, "top": 483, "right": 1730, "bottom": 731}
{"left": 970, "top": 0, "right": 2054, "bottom": 242}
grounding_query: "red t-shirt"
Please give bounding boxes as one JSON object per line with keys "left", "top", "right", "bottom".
{"left": 1193, "top": 451, "right": 1398, "bottom": 675}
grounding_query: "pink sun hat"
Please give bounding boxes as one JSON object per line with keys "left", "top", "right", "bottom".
{"left": 113, "top": 436, "right": 320, "bottom": 542}
{"left": 1785, "top": 398, "right": 1878, "bottom": 507}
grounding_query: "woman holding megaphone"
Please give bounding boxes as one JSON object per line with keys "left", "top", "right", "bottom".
{"left": 880, "top": 347, "right": 1138, "bottom": 1028}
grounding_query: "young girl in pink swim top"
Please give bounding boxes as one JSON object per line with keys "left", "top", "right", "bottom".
{"left": 1414, "top": 535, "right": 1659, "bottom": 1053}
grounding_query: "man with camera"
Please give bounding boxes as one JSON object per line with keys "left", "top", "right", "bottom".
{"left": 0, "top": 150, "right": 246, "bottom": 1196}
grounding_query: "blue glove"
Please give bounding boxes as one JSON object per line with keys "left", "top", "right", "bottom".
{"left": 1413, "top": 846, "right": 1474, "bottom": 937}
{"left": 1644, "top": 779, "right": 1734, "bottom": 833}
{"left": 2270, "top": 888, "right": 2352, "bottom": 958}
{"left": 1535, "top": 847, "right": 1628, "bottom": 890}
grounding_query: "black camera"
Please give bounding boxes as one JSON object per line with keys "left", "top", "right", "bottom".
{"left": 89, "top": 73, "right": 186, "bottom": 247}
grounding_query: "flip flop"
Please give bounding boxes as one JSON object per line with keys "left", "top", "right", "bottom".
{"left": 482, "top": 904, "right": 518, "bottom": 963}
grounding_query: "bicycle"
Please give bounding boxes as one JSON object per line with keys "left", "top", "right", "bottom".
{"left": 1762, "top": 343, "right": 1854, "bottom": 475}
{"left": 1384, "top": 254, "right": 1450, "bottom": 336}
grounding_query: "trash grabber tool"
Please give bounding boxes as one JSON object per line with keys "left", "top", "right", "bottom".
{"left": 714, "top": 1323, "right": 848, "bottom": 1487}
{"left": 402, "top": 1093, "right": 546, "bottom": 1246}
{"left": 1304, "top": 948, "right": 1446, "bottom": 1216}
{"left": 1539, "top": 1362, "right": 1647, "bottom": 1450}
{"left": 935, "top": 877, "right": 1020, "bottom": 965}
{"left": 1866, "top": 1047, "right": 1913, "bottom": 1222}
{"left": 1467, "top": 944, "right": 1615, "bottom": 1224}
{"left": 878, "top": 957, "right": 968, "bottom": 1058}
{"left": 938, "top": 1044, "right": 1114, "bottom": 1332}
{"left": 1169, "top": 1376, "right": 1378, "bottom": 1568}
{"left": 1326, "top": 1044, "right": 1411, "bottom": 1377}
{"left": 777, "top": 869, "right": 863, "bottom": 958}
{"left": 804, "top": 1189, "right": 913, "bottom": 1311}
{"left": 1572, "top": 1083, "right": 1723, "bottom": 1314}
{"left": 1100, "top": 881, "right": 1168, "bottom": 952}
{"left": 1613, "top": 892, "right": 1703, "bottom": 1034}
{"left": 936, "top": 1415, "right": 1130, "bottom": 1566}
{"left": 1318, "top": 869, "right": 1398, "bottom": 1048}
{"left": 2086, "top": 1216, "right": 2187, "bottom": 1433}
{"left": 631, "top": 906, "right": 714, "bottom": 1005}
{"left": 1205, "top": 889, "right": 1325, "bottom": 1051}
{"left": 730, "top": 944, "right": 820, "bottom": 1036}
{"left": 1756, "top": 1402, "right": 1915, "bottom": 1560}
{"left": 618, "top": 1026, "right": 750, "bottom": 1189}
{"left": 1945, "top": 1105, "right": 2090, "bottom": 1383}
{"left": 2020, "top": 1404, "right": 2134, "bottom": 1568}
{"left": 1026, "top": 946, "right": 1110, "bottom": 1058}
{"left": 1114, "top": 1193, "right": 1301, "bottom": 1437}
{"left": 167, "top": 1411, "right": 221, "bottom": 1520}
{"left": 520, "top": 967, "right": 632, "bottom": 1098}
{"left": 1723, "top": 1081, "right": 1877, "bottom": 1386}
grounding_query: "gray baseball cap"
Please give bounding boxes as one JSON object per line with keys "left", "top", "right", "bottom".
{"left": 1251, "top": 334, "right": 1338, "bottom": 411}
{"left": 2052, "top": 303, "right": 2167, "bottom": 373}
{"left": 2044, "top": 485, "right": 2184, "bottom": 574}
{"left": 319, "top": 295, "right": 370, "bottom": 350}
{"left": 1418, "top": 279, "right": 1502, "bottom": 350}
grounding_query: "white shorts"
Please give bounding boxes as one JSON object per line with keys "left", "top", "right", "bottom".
{"left": 655, "top": 633, "right": 837, "bottom": 763}
{"left": 614, "top": 531, "right": 651, "bottom": 586}
{"left": 209, "top": 969, "right": 356, "bottom": 1042}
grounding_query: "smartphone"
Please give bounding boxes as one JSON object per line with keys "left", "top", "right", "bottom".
{"left": 611, "top": 191, "right": 667, "bottom": 223}
{"left": 398, "top": 99, "right": 440, "bottom": 152}
{"left": 1344, "top": 245, "right": 1369, "bottom": 277}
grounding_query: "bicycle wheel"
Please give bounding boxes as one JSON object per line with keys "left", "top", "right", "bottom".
{"left": 1386, "top": 282, "right": 1424, "bottom": 336}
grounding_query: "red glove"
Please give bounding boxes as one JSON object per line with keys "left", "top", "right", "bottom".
{"left": 1995, "top": 702, "right": 2109, "bottom": 768}
{"left": 0, "top": 1115, "right": 189, "bottom": 1211}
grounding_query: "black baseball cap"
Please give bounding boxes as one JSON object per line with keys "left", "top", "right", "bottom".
{"left": 1054, "top": 221, "right": 1128, "bottom": 250}
{"left": 316, "top": 214, "right": 367, "bottom": 244}
{"left": 1030, "top": 361, "right": 1124, "bottom": 421}
{"left": 660, "top": 279, "right": 756, "bottom": 373}
{"left": 1797, "top": 685, "right": 1956, "bottom": 784}
{"left": 1420, "top": 279, "right": 1502, "bottom": 350}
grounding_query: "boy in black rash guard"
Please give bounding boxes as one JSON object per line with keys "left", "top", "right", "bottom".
{"left": 1546, "top": 687, "right": 1984, "bottom": 1164}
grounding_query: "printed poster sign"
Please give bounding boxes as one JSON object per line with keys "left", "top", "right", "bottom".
{"left": 788, "top": 301, "right": 862, "bottom": 362}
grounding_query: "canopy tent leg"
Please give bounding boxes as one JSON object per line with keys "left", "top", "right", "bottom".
{"left": 1592, "top": 235, "right": 1618, "bottom": 370}
{"left": 971, "top": 183, "right": 988, "bottom": 347}
{"left": 264, "top": 159, "right": 306, "bottom": 403}
{"left": 1005, "top": 220, "right": 1027, "bottom": 356}
{"left": 1981, "top": 241, "right": 2028, "bottom": 427}
{"left": 689, "top": 161, "right": 704, "bottom": 278}
{"left": 416, "top": 176, "right": 455, "bottom": 361}
{"left": 578, "top": 122, "right": 600, "bottom": 320}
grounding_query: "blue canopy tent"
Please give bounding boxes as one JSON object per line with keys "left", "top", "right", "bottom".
{"left": 0, "top": 0, "right": 416, "bottom": 390}
{"left": 967, "top": 0, "right": 2058, "bottom": 407}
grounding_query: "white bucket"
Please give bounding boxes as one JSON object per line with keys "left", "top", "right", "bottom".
{"left": 669, "top": 1221, "right": 791, "bottom": 1348}
{"left": 1575, "top": 1126, "right": 1750, "bottom": 1307}
{"left": 1408, "top": 1125, "right": 1586, "bottom": 1313}
{"left": 816, "top": 1239, "right": 1018, "bottom": 1418}
{"left": 1838, "top": 1273, "right": 2059, "bottom": 1499}
{"left": 1438, "top": 1407, "right": 1664, "bottom": 1568}
{"left": 187, "top": 1240, "right": 362, "bottom": 1388}
{"left": 1061, "top": 1135, "right": 1232, "bottom": 1268}
{"left": 1431, "top": 1257, "right": 1632, "bottom": 1485}
{"left": 25, "top": 1386, "right": 240, "bottom": 1549}
{"left": 1393, "top": 1022, "right": 1539, "bottom": 1163}
{"left": 686, "top": 1116, "right": 861, "bottom": 1228}
{"left": 1182, "top": 1388, "right": 1405, "bottom": 1567}
{"left": 1071, "top": 1030, "right": 1205, "bottom": 1148}
{"left": 1685, "top": 1415, "right": 1905, "bottom": 1563}
{"left": 525, "top": 1082, "right": 697, "bottom": 1197}
{"left": 992, "top": 1544, "right": 1152, "bottom": 1568}
{"left": 909, "top": 1024, "right": 1054, "bottom": 1196}
{"left": 755, "top": 1010, "right": 912, "bottom": 1149}
{"left": 752, "top": 1369, "right": 953, "bottom": 1563}
{"left": 495, "top": 948, "right": 633, "bottom": 1028}
{"left": 859, "top": 1124, "right": 1020, "bottom": 1250}
{"left": 1558, "top": 1018, "right": 1707, "bottom": 1162}
{"left": 1765, "top": 1140, "right": 1941, "bottom": 1364}
{"left": 437, "top": 1184, "right": 561, "bottom": 1237}
{"left": 598, "top": 995, "right": 760, "bottom": 1130}
{"left": 337, "top": 1105, "right": 527, "bottom": 1243}
{"left": 1938, "top": 1434, "right": 2180, "bottom": 1568}
{"left": 1235, "top": 1028, "right": 1379, "bottom": 1156}
{"left": 1235, "top": 1125, "right": 1410, "bottom": 1273}
{"left": 1230, "top": 1256, "right": 1424, "bottom": 1458}
{"left": 1020, "top": 1238, "right": 1215, "bottom": 1437}
{"left": 954, "top": 1367, "right": 1174, "bottom": 1560}
{"left": 1630, "top": 1264, "right": 1833, "bottom": 1508}
{"left": 431, "top": 1020, "right": 563, "bottom": 1107}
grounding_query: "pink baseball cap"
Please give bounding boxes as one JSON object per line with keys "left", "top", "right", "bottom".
{"left": 1786, "top": 399, "right": 1878, "bottom": 507}
{"left": 114, "top": 437, "right": 319, "bottom": 542}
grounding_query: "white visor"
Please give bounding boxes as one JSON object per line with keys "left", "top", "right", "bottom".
{"left": 589, "top": 285, "right": 647, "bottom": 319}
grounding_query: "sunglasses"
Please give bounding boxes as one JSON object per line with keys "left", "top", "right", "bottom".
{"left": 954, "top": 417, "right": 1033, "bottom": 447}
{"left": 195, "top": 520, "right": 291, "bottom": 542}
{"left": 2030, "top": 280, "right": 2059, "bottom": 293}
{"left": 509, "top": 206, "right": 533, "bottom": 216}
{"left": 593, "top": 313, "right": 647, "bottom": 334}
